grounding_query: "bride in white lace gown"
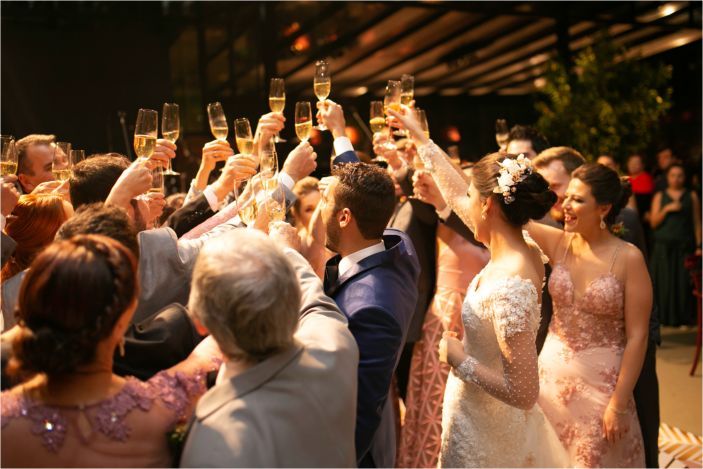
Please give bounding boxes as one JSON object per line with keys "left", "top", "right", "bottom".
{"left": 390, "top": 106, "right": 569, "bottom": 467}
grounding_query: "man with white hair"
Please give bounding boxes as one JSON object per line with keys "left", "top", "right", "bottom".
{"left": 180, "top": 227, "right": 359, "bottom": 467}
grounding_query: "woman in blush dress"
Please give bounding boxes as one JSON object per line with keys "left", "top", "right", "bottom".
{"left": 1, "top": 235, "right": 220, "bottom": 468}
{"left": 389, "top": 104, "right": 569, "bottom": 468}
{"left": 398, "top": 170, "right": 489, "bottom": 468}
{"left": 526, "top": 164, "right": 651, "bottom": 467}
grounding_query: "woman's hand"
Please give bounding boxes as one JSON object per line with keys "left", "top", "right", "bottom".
{"left": 413, "top": 170, "right": 447, "bottom": 210}
{"left": 438, "top": 331, "right": 463, "bottom": 366}
{"left": 386, "top": 105, "right": 429, "bottom": 145}
{"left": 602, "top": 404, "right": 630, "bottom": 444}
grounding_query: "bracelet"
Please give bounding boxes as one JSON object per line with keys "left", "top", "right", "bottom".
{"left": 607, "top": 404, "right": 628, "bottom": 415}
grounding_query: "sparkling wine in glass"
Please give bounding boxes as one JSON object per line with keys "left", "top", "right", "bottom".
{"left": 416, "top": 108, "right": 430, "bottom": 140}
{"left": 295, "top": 101, "right": 313, "bottom": 142}
{"left": 149, "top": 164, "right": 165, "bottom": 194}
{"left": 234, "top": 118, "right": 254, "bottom": 155}
{"left": 269, "top": 78, "right": 287, "bottom": 143}
{"left": 400, "top": 74, "right": 415, "bottom": 106}
{"left": 52, "top": 141, "right": 73, "bottom": 181}
{"left": 207, "top": 102, "right": 228, "bottom": 141}
{"left": 369, "top": 101, "right": 386, "bottom": 134}
{"left": 314, "top": 59, "right": 331, "bottom": 131}
{"left": 384, "top": 80, "right": 402, "bottom": 115}
{"left": 495, "top": 118, "right": 509, "bottom": 151}
{"left": 70, "top": 149, "right": 85, "bottom": 166}
{"left": 162, "top": 103, "right": 180, "bottom": 175}
{"left": 134, "top": 109, "right": 158, "bottom": 158}
{"left": 1, "top": 136, "right": 17, "bottom": 177}
{"left": 259, "top": 136, "right": 278, "bottom": 185}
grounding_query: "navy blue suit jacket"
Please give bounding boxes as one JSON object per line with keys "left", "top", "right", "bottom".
{"left": 332, "top": 149, "right": 359, "bottom": 165}
{"left": 324, "top": 229, "right": 420, "bottom": 467}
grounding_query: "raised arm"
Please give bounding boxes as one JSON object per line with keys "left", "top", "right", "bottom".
{"left": 441, "top": 278, "right": 541, "bottom": 410}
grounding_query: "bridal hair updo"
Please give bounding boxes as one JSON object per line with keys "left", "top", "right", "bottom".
{"left": 571, "top": 163, "right": 632, "bottom": 226}
{"left": 8, "top": 235, "right": 139, "bottom": 378}
{"left": 472, "top": 152, "right": 557, "bottom": 226}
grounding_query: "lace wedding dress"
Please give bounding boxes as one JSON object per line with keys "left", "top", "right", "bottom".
{"left": 417, "top": 141, "right": 568, "bottom": 468}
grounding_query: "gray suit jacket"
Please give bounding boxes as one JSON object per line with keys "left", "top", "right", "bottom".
{"left": 180, "top": 249, "right": 359, "bottom": 468}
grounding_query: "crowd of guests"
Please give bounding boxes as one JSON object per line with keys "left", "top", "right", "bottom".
{"left": 0, "top": 97, "right": 699, "bottom": 468}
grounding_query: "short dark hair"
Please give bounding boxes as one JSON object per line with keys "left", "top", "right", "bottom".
{"left": 69, "top": 154, "right": 130, "bottom": 208}
{"left": 572, "top": 163, "right": 632, "bottom": 226}
{"left": 9, "top": 235, "right": 138, "bottom": 378}
{"left": 15, "top": 134, "right": 56, "bottom": 175}
{"left": 56, "top": 203, "right": 139, "bottom": 259}
{"left": 533, "top": 146, "right": 586, "bottom": 174}
{"left": 508, "top": 125, "right": 549, "bottom": 155}
{"left": 332, "top": 163, "right": 396, "bottom": 239}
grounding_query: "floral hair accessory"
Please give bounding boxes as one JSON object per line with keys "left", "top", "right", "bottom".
{"left": 493, "top": 154, "right": 532, "bottom": 204}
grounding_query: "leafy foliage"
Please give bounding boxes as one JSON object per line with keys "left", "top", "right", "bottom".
{"left": 535, "top": 35, "right": 672, "bottom": 163}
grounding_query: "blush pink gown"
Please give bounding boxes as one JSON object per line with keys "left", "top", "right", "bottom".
{"left": 538, "top": 237, "right": 645, "bottom": 467}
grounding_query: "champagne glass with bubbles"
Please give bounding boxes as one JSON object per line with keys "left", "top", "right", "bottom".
{"left": 162, "top": 103, "right": 180, "bottom": 175}
{"left": 314, "top": 59, "right": 331, "bottom": 130}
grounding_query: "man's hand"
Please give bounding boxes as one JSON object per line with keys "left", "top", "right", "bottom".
{"left": 139, "top": 192, "right": 166, "bottom": 226}
{"left": 413, "top": 170, "right": 447, "bottom": 211}
{"left": 255, "top": 112, "right": 286, "bottom": 146}
{"left": 373, "top": 132, "right": 403, "bottom": 171}
{"left": 106, "top": 158, "right": 153, "bottom": 209}
{"left": 210, "top": 154, "right": 258, "bottom": 202}
{"left": 269, "top": 221, "right": 302, "bottom": 252}
{"left": 316, "top": 99, "right": 346, "bottom": 139}
{"left": 150, "top": 139, "right": 177, "bottom": 167}
{"left": 282, "top": 141, "right": 317, "bottom": 183}
{"left": 201, "top": 140, "right": 234, "bottom": 172}
{"left": 1, "top": 175, "right": 20, "bottom": 217}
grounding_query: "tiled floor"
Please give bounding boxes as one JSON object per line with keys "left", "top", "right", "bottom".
{"left": 658, "top": 326, "right": 702, "bottom": 436}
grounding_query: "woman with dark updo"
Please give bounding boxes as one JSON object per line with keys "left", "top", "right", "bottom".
{"left": 0, "top": 235, "right": 220, "bottom": 467}
{"left": 389, "top": 106, "right": 568, "bottom": 467}
{"left": 527, "top": 164, "right": 651, "bottom": 467}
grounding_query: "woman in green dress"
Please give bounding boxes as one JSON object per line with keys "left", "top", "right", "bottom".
{"left": 649, "top": 163, "right": 702, "bottom": 326}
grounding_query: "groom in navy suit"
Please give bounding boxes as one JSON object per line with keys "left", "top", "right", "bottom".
{"left": 320, "top": 163, "right": 420, "bottom": 468}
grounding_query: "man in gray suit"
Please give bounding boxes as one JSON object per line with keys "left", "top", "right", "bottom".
{"left": 181, "top": 227, "right": 359, "bottom": 468}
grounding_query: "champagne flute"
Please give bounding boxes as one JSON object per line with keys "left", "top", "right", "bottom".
{"left": 314, "top": 59, "right": 331, "bottom": 130}
{"left": 51, "top": 141, "right": 73, "bottom": 181}
{"left": 384, "top": 80, "right": 402, "bottom": 115}
{"left": 234, "top": 118, "right": 254, "bottom": 154}
{"left": 207, "top": 102, "right": 228, "bottom": 141}
{"left": 70, "top": 149, "right": 85, "bottom": 166}
{"left": 369, "top": 101, "right": 386, "bottom": 134}
{"left": 134, "top": 109, "right": 158, "bottom": 159}
{"left": 416, "top": 108, "right": 430, "bottom": 140}
{"left": 400, "top": 74, "right": 415, "bottom": 106}
{"left": 495, "top": 118, "right": 509, "bottom": 151}
{"left": 1, "top": 135, "right": 17, "bottom": 177}
{"left": 162, "top": 103, "right": 180, "bottom": 175}
{"left": 259, "top": 136, "right": 278, "bottom": 187}
{"left": 265, "top": 179, "right": 286, "bottom": 224}
{"left": 269, "top": 78, "right": 286, "bottom": 143}
{"left": 399, "top": 74, "right": 415, "bottom": 137}
{"left": 295, "top": 101, "right": 313, "bottom": 142}
{"left": 150, "top": 164, "right": 165, "bottom": 194}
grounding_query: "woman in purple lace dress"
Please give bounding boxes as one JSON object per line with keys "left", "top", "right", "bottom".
{"left": 1, "top": 235, "right": 220, "bottom": 468}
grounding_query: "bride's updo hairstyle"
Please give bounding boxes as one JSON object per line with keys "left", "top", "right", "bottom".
{"left": 8, "top": 235, "right": 138, "bottom": 378}
{"left": 571, "top": 163, "right": 632, "bottom": 226}
{"left": 472, "top": 152, "right": 556, "bottom": 227}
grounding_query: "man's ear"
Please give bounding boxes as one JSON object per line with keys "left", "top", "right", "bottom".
{"left": 189, "top": 311, "right": 210, "bottom": 337}
{"left": 338, "top": 207, "right": 352, "bottom": 228}
{"left": 17, "top": 174, "right": 34, "bottom": 193}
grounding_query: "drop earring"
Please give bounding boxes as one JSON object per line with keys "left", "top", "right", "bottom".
{"left": 600, "top": 216, "right": 606, "bottom": 230}
{"left": 118, "top": 337, "right": 126, "bottom": 357}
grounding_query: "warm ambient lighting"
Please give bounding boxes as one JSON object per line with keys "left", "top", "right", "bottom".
{"left": 446, "top": 126, "right": 461, "bottom": 143}
{"left": 533, "top": 77, "right": 547, "bottom": 88}
{"left": 658, "top": 3, "right": 678, "bottom": 17}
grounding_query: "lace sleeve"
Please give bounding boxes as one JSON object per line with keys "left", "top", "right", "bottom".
{"left": 452, "top": 278, "right": 541, "bottom": 410}
{"left": 417, "top": 140, "right": 472, "bottom": 229}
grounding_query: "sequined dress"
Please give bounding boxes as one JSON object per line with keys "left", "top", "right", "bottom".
{"left": 537, "top": 236, "right": 645, "bottom": 467}
{"left": 1, "top": 367, "right": 217, "bottom": 467}
{"left": 416, "top": 141, "right": 568, "bottom": 468}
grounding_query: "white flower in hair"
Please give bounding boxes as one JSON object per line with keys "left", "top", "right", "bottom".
{"left": 493, "top": 154, "right": 533, "bottom": 204}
